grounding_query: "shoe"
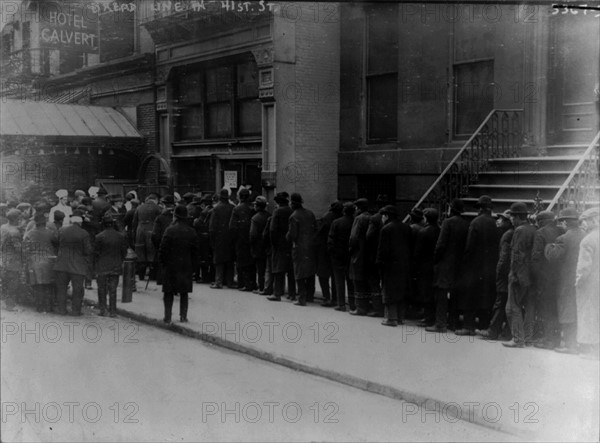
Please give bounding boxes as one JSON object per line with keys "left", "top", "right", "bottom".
{"left": 321, "top": 301, "right": 335, "bottom": 307}
{"left": 367, "top": 311, "right": 384, "bottom": 318}
{"left": 98, "top": 309, "right": 107, "bottom": 317}
{"left": 238, "top": 287, "right": 248, "bottom": 292}
{"left": 455, "top": 329, "right": 475, "bottom": 336}
{"left": 334, "top": 306, "right": 346, "bottom": 312}
{"left": 381, "top": 319, "right": 398, "bottom": 327}
{"left": 163, "top": 318, "right": 172, "bottom": 325}
{"left": 293, "top": 301, "right": 306, "bottom": 306}
{"left": 109, "top": 312, "right": 117, "bottom": 318}
{"left": 266, "top": 296, "right": 281, "bottom": 302}
{"left": 425, "top": 326, "right": 447, "bottom": 333}
{"left": 554, "top": 347, "right": 579, "bottom": 355}
{"left": 180, "top": 316, "right": 188, "bottom": 323}
{"left": 534, "top": 342, "right": 555, "bottom": 350}
{"left": 417, "top": 320, "right": 434, "bottom": 327}
{"left": 210, "top": 284, "right": 223, "bottom": 289}
{"left": 475, "top": 329, "right": 498, "bottom": 339}
{"left": 502, "top": 341, "right": 525, "bottom": 348}
{"left": 349, "top": 309, "right": 367, "bottom": 316}
{"left": 252, "top": 289, "right": 262, "bottom": 294}
{"left": 288, "top": 296, "right": 297, "bottom": 301}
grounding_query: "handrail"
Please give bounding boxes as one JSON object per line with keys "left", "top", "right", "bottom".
{"left": 546, "top": 130, "right": 600, "bottom": 212}
{"left": 403, "top": 109, "right": 524, "bottom": 222}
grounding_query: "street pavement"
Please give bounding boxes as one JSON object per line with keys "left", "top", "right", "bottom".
{"left": 1, "top": 308, "right": 512, "bottom": 442}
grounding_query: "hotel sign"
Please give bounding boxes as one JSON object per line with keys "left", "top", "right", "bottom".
{"left": 39, "top": 3, "right": 99, "bottom": 53}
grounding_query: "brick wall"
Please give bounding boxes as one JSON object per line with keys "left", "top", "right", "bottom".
{"left": 137, "top": 103, "right": 157, "bottom": 154}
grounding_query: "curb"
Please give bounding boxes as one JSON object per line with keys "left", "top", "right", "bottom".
{"left": 86, "top": 296, "right": 530, "bottom": 439}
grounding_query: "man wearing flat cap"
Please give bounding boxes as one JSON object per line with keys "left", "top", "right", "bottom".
{"left": 503, "top": 202, "right": 537, "bottom": 348}
{"left": 1, "top": 209, "right": 24, "bottom": 311}
{"left": 268, "top": 192, "right": 296, "bottom": 301}
{"left": 575, "top": 207, "right": 600, "bottom": 358}
{"left": 106, "top": 194, "right": 126, "bottom": 232}
{"left": 376, "top": 205, "right": 412, "bottom": 326}
{"left": 457, "top": 195, "right": 499, "bottom": 336}
{"left": 230, "top": 187, "right": 256, "bottom": 292}
{"left": 209, "top": 188, "right": 235, "bottom": 289}
{"left": 49, "top": 189, "right": 73, "bottom": 227}
{"left": 544, "top": 208, "right": 585, "bottom": 353}
{"left": 426, "top": 199, "right": 469, "bottom": 333}
{"left": 348, "top": 198, "right": 372, "bottom": 315}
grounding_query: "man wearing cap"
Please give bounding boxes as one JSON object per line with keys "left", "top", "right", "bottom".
{"left": 477, "top": 210, "right": 513, "bottom": 340}
{"left": 365, "top": 195, "right": 389, "bottom": 317}
{"left": 348, "top": 198, "right": 372, "bottom": 315}
{"left": 575, "top": 207, "right": 600, "bottom": 358}
{"left": 1, "top": 209, "right": 24, "bottom": 311}
{"left": 286, "top": 193, "right": 317, "bottom": 306}
{"left": 54, "top": 209, "right": 93, "bottom": 315}
{"left": 70, "top": 190, "right": 87, "bottom": 211}
{"left": 23, "top": 211, "right": 58, "bottom": 312}
{"left": 230, "top": 187, "right": 256, "bottom": 291}
{"left": 426, "top": 199, "right": 469, "bottom": 333}
{"left": 250, "top": 196, "right": 270, "bottom": 293}
{"left": 91, "top": 188, "right": 110, "bottom": 226}
{"left": 106, "top": 195, "right": 127, "bottom": 232}
{"left": 268, "top": 192, "right": 295, "bottom": 301}
{"left": 457, "top": 195, "right": 500, "bottom": 336}
{"left": 49, "top": 189, "right": 73, "bottom": 227}
{"left": 193, "top": 194, "right": 214, "bottom": 283}
{"left": 328, "top": 202, "right": 356, "bottom": 311}
{"left": 152, "top": 195, "right": 176, "bottom": 286}
{"left": 376, "top": 205, "right": 412, "bottom": 326}
{"left": 158, "top": 205, "right": 200, "bottom": 323}
{"left": 133, "top": 193, "right": 162, "bottom": 281}
{"left": 94, "top": 213, "right": 128, "bottom": 317}
{"left": 316, "top": 201, "right": 343, "bottom": 307}
{"left": 530, "top": 210, "right": 563, "bottom": 349}
{"left": 209, "top": 189, "right": 235, "bottom": 289}
{"left": 545, "top": 208, "right": 586, "bottom": 353}
{"left": 413, "top": 208, "right": 440, "bottom": 327}
{"left": 503, "top": 202, "right": 537, "bottom": 348}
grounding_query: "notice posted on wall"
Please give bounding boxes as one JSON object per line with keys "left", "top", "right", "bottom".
{"left": 223, "top": 170, "right": 238, "bottom": 189}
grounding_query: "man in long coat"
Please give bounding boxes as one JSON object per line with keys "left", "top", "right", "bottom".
{"left": 1, "top": 209, "right": 23, "bottom": 311}
{"left": 426, "top": 199, "right": 469, "bottom": 333}
{"left": 230, "top": 188, "right": 256, "bottom": 291}
{"left": 328, "top": 202, "right": 355, "bottom": 311}
{"left": 348, "top": 198, "right": 372, "bottom": 315}
{"left": 365, "top": 194, "right": 388, "bottom": 317}
{"left": 376, "top": 205, "right": 412, "bottom": 326}
{"left": 286, "top": 193, "right": 317, "bottom": 306}
{"left": 193, "top": 194, "right": 214, "bottom": 283}
{"left": 133, "top": 193, "right": 161, "bottom": 281}
{"left": 54, "top": 210, "right": 94, "bottom": 315}
{"left": 316, "top": 201, "right": 343, "bottom": 307}
{"left": 209, "top": 189, "right": 235, "bottom": 289}
{"left": 414, "top": 208, "right": 440, "bottom": 327}
{"left": 267, "top": 192, "right": 295, "bottom": 302}
{"left": 250, "top": 196, "right": 270, "bottom": 293}
{"left": 575, "top": 207, "right": 600, "bottom": 358}
{"left": 457, "top": 195, "right": 499, "bottom": 335}
{"left": 158, "top": 205, "right": 200, "bottom": 323}
{"left": 531, "top": 210, "right": 563, "bottom": 349}
{"left": 151, "top": 195, "right": 176, "bottom": 286}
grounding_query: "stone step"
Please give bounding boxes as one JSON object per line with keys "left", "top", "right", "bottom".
{"left": 488, "top": 156, "right": 580, "bottom": 172}
{"left": 467, "top": 184, "right": 565, "bottom": 200}
{"left": 476, "top": 171, "right": 572, "bottom": 186}
{"left": 545, "top": 144, "right": 590, "bottom": 156}
{"left": 460, "top": 197, "right": 600, "bottom": 214}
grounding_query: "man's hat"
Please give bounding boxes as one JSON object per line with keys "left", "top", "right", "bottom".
{"left": 161, "top": 195, "right": 175, "bottom": 205}
{"left": 410, "top": 208, "right": 424, "bottom": 220}
{"left": 342, "top": 202, "right": 356, "bottom": 214}
{"left": 53, "top": 210, "right": 65, "bottom": 221}
{"left": 16, "top": 202, "right": 31, "bottom": 211}
{"left": 101, "top": 212, "right": 114, "bottom": 225}
{"left": 274, "top": 192, "right": 289, "bottom": 204}
{"left": 183, "top": 192, "right": 195, "bottom": 200}
{"left": 174, "top": 205, "right": 188, "bottom": 219}
{"left": 72, "top": 209, "right": 85, "bottom": 218}
{"left": 97, "top": 188, "right": 108, "bottom": 196}
{"left": 6, "top": 209, "right": 21, "bottom": 222}
{"left": 495, "top": 210, "right": 512, "bottom": 221}
{"left": 33, "top": 211, "right": 47, "bottom": 224}
{"left": 74, "top": 190, "right": 86, "bottom": 198}
{"left": 202, "top": 193, "right": 213, "bottom": 203}
{"left": 379, "top": 205, "right": 398, "bottom": 217}
{"left": 254, "top": 196, "right": 268, "bottom": 207}
{"left": 290, "top": 193, "right": 303, "bottom": 204}
{"left": 55, "top": 189, "right": 68, "bottom": 198}
{"left": 219, "top": 188, "right": 230, "bottom": 199}
{"left": 580, "top": 207, "right": 600, "bottom": 221}
{"left": 354, "top": 198, "right": 369, "bottom": 210}
{"left": 450, "top": 198, "right": 464, "bottom": 214}
{"left": 130, "top": 199, "right": 140, "bottom": 207}
{"left": 508, "top": 202, "right": 528, "bottom": 215}
{"left": 330, "top": 201, "right": 343, "bottom": 214}
{"left": 423, "top": 207, "right": 439, "bottom": 222}
{"left": 557, "top": 208, "right": 579, "bottom": 221}
{"left": 376, "top": 194, "right": 389, "bottom": 204}
{"left": 146, "top": 193, "right": 159, "bottom": 201}
{"left": 536, "top": 210, "right": 556, "bottom": 223}
{"left": 238, "top": 188, "right": 250, "bottom": 200}
{"left": 474, "top": 195, "right": 493, "bottom": 209}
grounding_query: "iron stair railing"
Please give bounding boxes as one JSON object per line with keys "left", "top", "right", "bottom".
{"left": 404, "top": 109, "right": 524, "bottom": 222}
{"left": 547, "top": 131, "right": 600, "bottom": 213}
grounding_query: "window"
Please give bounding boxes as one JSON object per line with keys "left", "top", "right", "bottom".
{"left": 176, "top": 56, "right": 260, "bottom": 140}
{"left": 454, "top": 60, "right": 494, "bottom": 136}
{"left": 100, "top": 0, "right": 135, "bottom": 62}
{"left": 366, "top": 4, "right": 398, "bottom": 142}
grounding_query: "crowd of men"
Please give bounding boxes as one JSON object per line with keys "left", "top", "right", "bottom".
{"left": 1, "top": 186, "right": 598, "bottom": 358}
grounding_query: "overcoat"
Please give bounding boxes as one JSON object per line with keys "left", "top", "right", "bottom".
{"left": 158, "top": 220, "right": 200, "bottom": 294}
{"left": 270, "top": 205, "right": 293, "bottom": 273}
{"left": 328, "top": 214, "right": 354, "bottom": 268}
{"left": 433, "top": 214, "right": 469, "bottom": 289}
{"left": 315, "top": 210, "right": 340, "bottom": 278}
{"left": 208, "top": 199, "right": 235, "bottom": 264}
{"left": 545, "top": 227, "right": 586, "bottom": 324}
{"left": 193, "top": 205, "right": 212, "bottom": 263}
{"left": 575, "top": 228, "right": 600, "bottom": 344}
{"left": 376, "top": 219, "right": 412, "bottom": 304}
{"left": 287, "top": 207, "right": 317, "bottom": 280}
{"left": 54, "top": 224, "right": 93, "bottom": 276}
{"left": 413, "top": 223, "right": 440, "bottom": 303}
{"left": 532, "top": 223, "right": 562, "bottom": 305}
{"left": 460, "top": 213, "right": 500, "bottom": 310}
{"left": 94, "top": 227, "right": 128, "bottom": 276}
{"left": 496, "top": 229, "right": 513, "bottom": 293}
{"left": 23, "top": 226, "right": 58, "bottom": 284}
{"left": 133, "top": 201, "right": 161, "bottom": 262}
{"left": 230, "top": 201, "right": 255, "bottom": 267}
{"left": 508, "top": 222, "right": 537, "bottom": 287}
{"left": 152, "top": 208, "right": 175, "bottom": 250}
{"left": 0, "top": 224, "right": 23, "bottom": 272}
{"left": 349, "top": 211, "right": 371, "bottom": 281}
{"left": 250, "top": 209, "right": 270, "bottom": 259}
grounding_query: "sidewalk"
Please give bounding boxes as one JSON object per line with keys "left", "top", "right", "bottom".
{"left": 84, "top": 281, "right": 599, "bottom": 441}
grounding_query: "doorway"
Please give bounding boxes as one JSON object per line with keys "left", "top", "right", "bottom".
{"left": 220, "top": 159, "right": 262, "bottom": 199}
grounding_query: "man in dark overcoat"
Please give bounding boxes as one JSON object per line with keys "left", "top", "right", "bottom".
{"left": 106, "top": 195, "right": 127, "bottom": 232}
{"left": 365, "top": 194, "right": 388, "bottom": 317}
{"left": 376, "top": 205, "right": 412, "bottom": 326}
{"left": 414, "top": 208, "right": 440, "bottom": 327}
{"left": 151, "top": 195, "right": 176, "bottom": 286}
{"left": 328, "top": 202, "right": 355, "bottom": 311}
{"left": 193, "top": 194, "right": 214, "bottom": 283}
{"left": 503, "top": 202, "right": 537, "bottom": 348}
{"left": 286, "top": 193, "right": 317, "bottom": 306}
{"left": 230, "top": 188, "right": 256, "bottom": 291}
{"left": 267, "top": 192, "right": 295, "bottom": 302}
{"left": 316, "top": 201, "right": 343, "bottom": 307}
{"left": 54, "top": 210, "right": 94, "bottom": 315}
{"left": 133, "top": 193, "right": 161, "bottom": 281}
{"left": 250, "top": 196, "right": 270, "bottom": 293}
{"left": 545, "top": 208, "right": 585, "bottom": 353}
{"left": 457, "top": 195, "right": 499, "bottom": 335}
{"left": 426, "top": 199, "right": 469, "bottom": 333}
{"left": 477, "top": 210, "right": 513, "bottom": 340}
{"left": 123, "top": 199, "right": 139, "bottom": 249}
{"left": 94, "top": 213, "right": 128, "bottom": 317}
{"left": 348, "top": 198, "right": 372, "bottom": 315}
{"left": 158, "top": 205, "right": 200, "bottom": 323}
{"left": 209, "top": 189, "right": 235, "bottom": 289}
{"left": 530, "top": 210, "right": 563, "bottom": 348}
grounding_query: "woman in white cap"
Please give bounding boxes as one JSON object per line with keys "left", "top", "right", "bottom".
{"left": 49, "top": 189, "right": 72, "bottom": 226}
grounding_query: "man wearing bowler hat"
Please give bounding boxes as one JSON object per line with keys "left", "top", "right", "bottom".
{"left": 209, "top": 188, "right": 235, "bottom": 289}
{"left": 348, "top": 198, "right": 372, "bottom": 315}
{"left": 230, "top": 187, "right": 256, "bottom": 292}
{"left": 267, "top": 192, "right": 296, "bottom": 301}
{"left": 133, "top": 193, "right": 162, "bottom": 282}
{"left": 503, "top": 202, "right": 536, "bottom": 348}
{"left": 328, "top": 202, "right": 355, "bottom": 311}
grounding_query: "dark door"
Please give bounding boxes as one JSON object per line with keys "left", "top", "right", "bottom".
{"left": 548, "top": 13, "right": 600, "bottom": 144}
{"left": 220, "top": 159, "right": 262, "bottom": 199}
{"left": 454, "top": 60, "right": 495, "bottom": 137}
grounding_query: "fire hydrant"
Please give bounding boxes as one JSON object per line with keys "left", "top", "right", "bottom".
{"left": 122, "top": 248, "right": 137, "bottom": 303}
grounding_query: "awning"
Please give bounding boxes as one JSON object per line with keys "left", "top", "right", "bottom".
{"left": 0, "top": 99, "right": 142, "bottom": 139}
